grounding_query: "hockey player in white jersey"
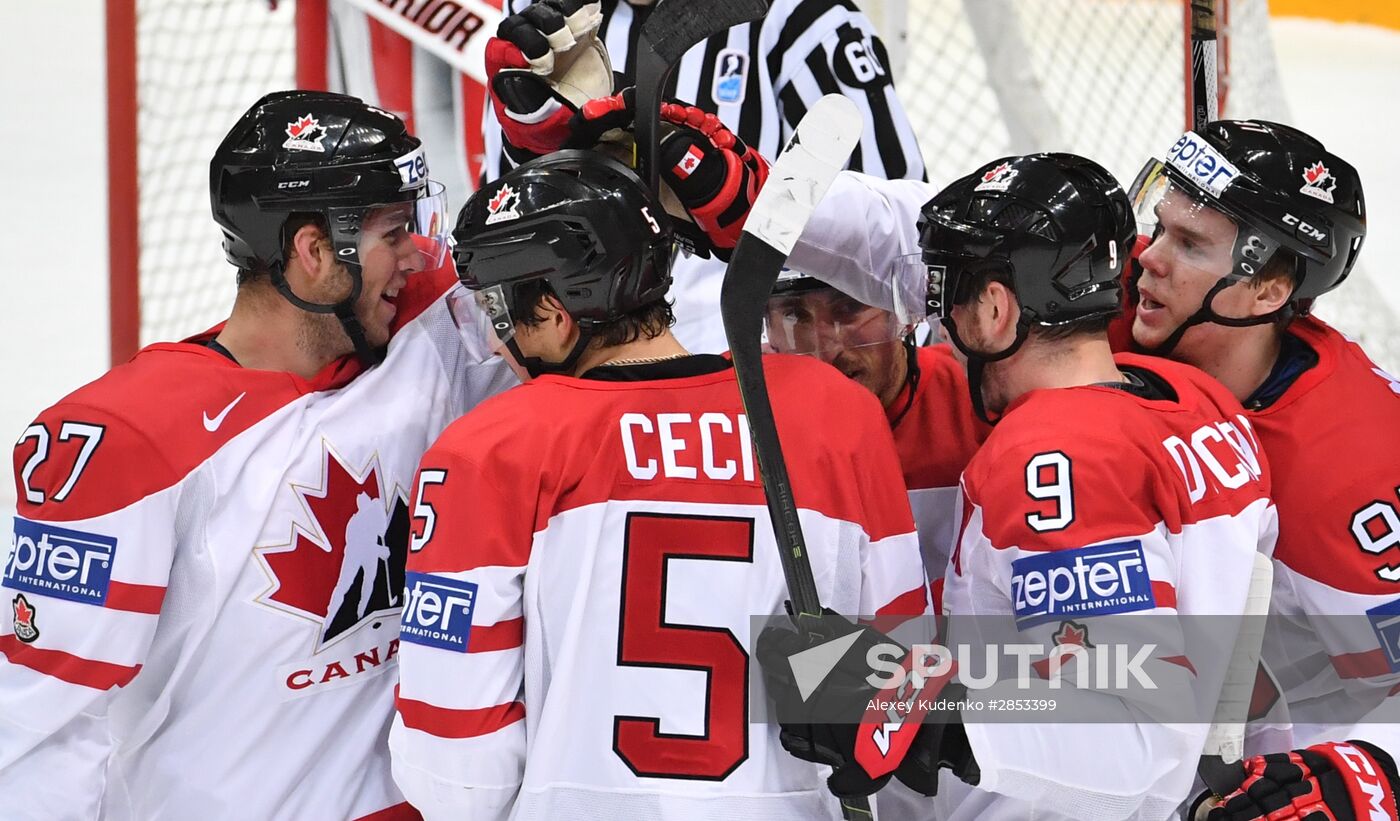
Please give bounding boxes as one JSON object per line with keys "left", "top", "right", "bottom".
{"left": 759, "top": 154, "right": 1278, "bottom": 820}
{"left": 0, "top": 91, "right": 517, "bottom": 819}
{"left": 387, "top": 149, "right": 929, "bottom": 820}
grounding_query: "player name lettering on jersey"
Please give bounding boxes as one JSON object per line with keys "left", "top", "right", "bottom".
{"left": 6, "top": 518, "right": 117, "bottom": 606}
{"left": 400, "top": 572, "right": 478, "bottom": 652}
{"left": 1161, "top": 416, "right": 1264, "bottom": 503}
{"left": 1010, "top": 541, "right": 1155, "bottom": 629}
{"left": 620, "top": 412, "right": 756, "bottom": 482}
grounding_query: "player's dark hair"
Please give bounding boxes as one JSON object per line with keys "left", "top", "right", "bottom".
{"left": 956, "top": 267, "right": 1112, "bottom": 344}
{"left": 514, "top": 279, "right": 676, "bottom": 348}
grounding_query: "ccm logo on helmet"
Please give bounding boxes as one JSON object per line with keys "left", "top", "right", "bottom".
{"left": 1166, "top": 131, "right": 1240, "bottom": 197}
{"left": 1282, "top": 213, "right": 1328, "bottom": 245}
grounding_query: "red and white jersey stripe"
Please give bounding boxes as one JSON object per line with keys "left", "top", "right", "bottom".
{"left": 937, "top": 354, "right": 1278, "bottom": 821}
{"left": 0, "top": 265, "right": 516, "bottom": 820}
{"left": 389, "top": 354, "right": 926, "bottom": 821}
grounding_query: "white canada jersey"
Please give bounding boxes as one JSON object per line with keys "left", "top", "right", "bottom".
{"left": 0, "top": 265, "right": 516, "bottom": 820}
{"left": 389, "top": 354, "right": 928, "bottom": 821}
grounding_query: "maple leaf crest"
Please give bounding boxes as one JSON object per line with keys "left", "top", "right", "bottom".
{"left": 488, "top": 184, "right": 516, "bottom": 214}
{"left": 983, "top": 162, "right": 1011, "bottom": 183}
{"left": 254, "top": 446, "right": 410, "bottom": 648}
{"left": 13, "top": 595, "right": 33, "bottom": 625}
{"left": 1303, "top": 161, "right": 1331, "bottom": 186}
{"left": 1052, "top": 620, "right": 1092, "bottom": 648}
{"left": 287, "top": 115, "right": 319, "bottom": 140}
{"left": 12, "top": 594, "right": 38, "bottom": 643}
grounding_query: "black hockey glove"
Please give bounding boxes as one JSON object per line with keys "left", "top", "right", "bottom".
{"left": 656, "top": 102, "right": 769, "bottom": 257}
{"left": 888, "top": 689, "right": 980, "bottom": 796}
{"left": 486, "top": 0, "right": 628, "bottom": 155}
{"left": 1190, "top": 740, "right": 1399, "bottom": 821}
{"left": 756, "top": 609, "right": 962, "bottom": 799}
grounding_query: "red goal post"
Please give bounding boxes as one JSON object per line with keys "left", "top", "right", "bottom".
{"left": 106, "top": 0, "right": 328, "bottom": 365}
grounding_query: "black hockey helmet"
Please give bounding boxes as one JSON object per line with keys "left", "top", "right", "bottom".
{"left": 919, "top": 152, "right": 1133, "bottom": 359}
{"left": 210, "top": 90, "right": 451, "bottom": 362}
{"left": 1129, "top": 120, "right": 1366, "bottom": 352}
{"left": 452, "top": 149, "right": 674, "bottom": 377}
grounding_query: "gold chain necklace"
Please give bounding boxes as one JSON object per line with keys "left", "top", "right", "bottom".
{"left": 600, "top": 353, "right": 690, "bottom": 367}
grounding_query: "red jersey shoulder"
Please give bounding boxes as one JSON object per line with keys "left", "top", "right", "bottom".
{"left": 388, "top": 252, "right": 458, "bottom": 335}
{"left": 962, "top": 399, "right": 1165, "bottom": 551}
{"left": 1250, "top": 317, "right": 1400, "bottom": 593}
{"left": 894, "top": 345, "right": 988, "bottom": 491}
{"left": 14, "top": 344, "right": 315, "bottom": 521}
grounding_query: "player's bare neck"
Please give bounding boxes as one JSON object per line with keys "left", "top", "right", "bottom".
{"left": 215, "top": 286, "right": 346, "bottom": 380}
{"left": 1003, "top": 334, "right": 1124, "bottom": 400}
{"left": 582, "top": 329, "right": 690, "bottom": 376}
{"left": 1181, "top": 323, "right": 1283, "bottom": 404}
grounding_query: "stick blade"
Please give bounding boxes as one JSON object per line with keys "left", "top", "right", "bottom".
{"left": 740, "top": 94, "right": 862, "bottom": 257}
{"left": 1199, "top": 551, "right": 1274, "bottom": 796}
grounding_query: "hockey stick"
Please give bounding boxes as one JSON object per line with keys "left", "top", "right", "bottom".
{"left": 720, "top": 94, "right": 873, "bottom": 820}
{"left": 633, "top": 0, "right": 769, "bottom": 193}
{"left": 1186, "top": 0, "right": 1269, "bottom": 799}
{"left": 1186, "top": 0, "right": 1220, "bottom": 133}
{"left": 1197, "top": 551, "right": 1274, "bottom": 799}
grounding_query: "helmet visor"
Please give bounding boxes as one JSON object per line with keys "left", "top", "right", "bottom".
{"left": 1132, "top": 159, "right": 1289, "bottom": 285}
{"left": 764, "top": 284, "right": 912, "bottom": 356}
{"left": 342, "top": 181, "right": 453, "bottom": 272}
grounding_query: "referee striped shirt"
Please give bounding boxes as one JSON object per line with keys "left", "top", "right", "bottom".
{"left": 483, "top": 0, "right": 928, "bottom": 352}
{"left": 484, "top": 0, "right": 925, "bottom": 182}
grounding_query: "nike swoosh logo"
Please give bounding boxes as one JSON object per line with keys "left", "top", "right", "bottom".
{"left": 203, "top": 392, "right": 247, "bottom": 432}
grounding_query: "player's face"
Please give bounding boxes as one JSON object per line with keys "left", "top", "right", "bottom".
{"left": 765, "top": 289, "right": 909, "bottom": 407}
{"left": 1133, "top": 189, "right": 1256, "bottom": 357}
{"left": 353, "top": 203, "right": 425, "bottom": 347}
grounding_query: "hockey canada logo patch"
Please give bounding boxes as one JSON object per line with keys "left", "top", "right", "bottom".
{"left": 713, "top": 49, "right": 749, "bottom": 105}
{"left": 485, "top": 184, "right": 521, "bottom": 225}
{"left": 976, "top": 162, "right": 1017, "bottom": 193}
{"left": 12, "top": 594, "right": 39, "bottom": 643}
{"left": 253, "top": 445, "right": 410, "bottom": 651}
{"left": 283, "top": 114, "right": 327, "bottom": 153}
{"left": 1010, "top": 540, "right": 1155, "bottom": 629}
{"left": 1300, "top": 161, "right": 1337, "bottom": 204}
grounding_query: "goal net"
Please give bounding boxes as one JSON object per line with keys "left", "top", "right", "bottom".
{"left": 113, "top": 0, "right": 1398, "bottom": 370}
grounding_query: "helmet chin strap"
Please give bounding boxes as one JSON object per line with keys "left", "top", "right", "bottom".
{"left": 1139, "top": 272, "right": 1296, "bottom": 357}
{"left": 502, "top": 327, "right": 597, "bottom": 379}
{"left": 271, "top": 263, "right": 386, "bottom": 367}
{"left": 940, "top": 309, "right": 1033, "bottom": 426}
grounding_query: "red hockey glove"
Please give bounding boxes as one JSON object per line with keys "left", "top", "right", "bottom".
{"left": 486, "top": 0, "right": 624, "bottom": 155}
{"left": 1191, "top": 740, "right": 1400, "bottom": 821}
{"left": 657, "top": 102, "right": 770, "bottom": 254}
